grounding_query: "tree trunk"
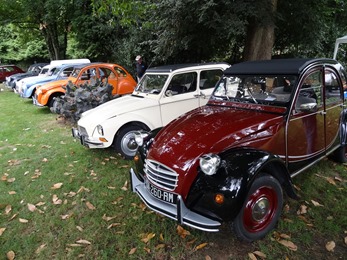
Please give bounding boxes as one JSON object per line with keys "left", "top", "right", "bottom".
{"left": 40, "top": 22, "right": 67, "bottom": 60}
{"left": 243, "top": 0, "right": 278, "bottom": 61}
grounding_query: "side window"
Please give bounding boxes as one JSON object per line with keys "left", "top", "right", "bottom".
{"left": 167, "top": 72, "right": 197, "bottom": 95}
{"left": 200, "top": 69, "right": 223, "bottom": 89}
{"left": 114, "top": 67, "right": 127, "bottom": 77}
{"left": 325, "top": 70, "right": 342, "bottom": 104}
{"left": 295, "top": 70, "right": 322, "bottom": 112}
{"left": 62, "top": 66, "right": 74, "bottom": 77}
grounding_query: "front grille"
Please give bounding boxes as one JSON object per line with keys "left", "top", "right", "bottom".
{"left": 144, "top": 159, "right": 178, "bottom": 191}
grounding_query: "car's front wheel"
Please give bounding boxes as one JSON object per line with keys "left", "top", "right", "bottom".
{"left": 232, "top": 174, "right": 283, "bottom": 242}
{"left": 115, "top": 125, "right": 148, "bottom": 160}
{"left": 331, "top": 144, "right": 347, "bottom": 163}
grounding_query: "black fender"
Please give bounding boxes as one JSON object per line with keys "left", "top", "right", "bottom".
{"left": 186, "top": 147, "right": 298, "bottom": 222}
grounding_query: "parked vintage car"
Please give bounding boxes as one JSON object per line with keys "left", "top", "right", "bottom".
{"left": 33, "top": 63, "right": 137, "bottom": 108}
{"left": 20, "top": 63, "right": 89, "bottom": 98}
{"left": 5, "top": 63, "right": 48, "bottom": 90}
{"left": 72, "top": 62, "right": 230, "bottom": 159}
{"left": 130, "top": 58, "right": 347, "bottom": 242}
{"left": 16, "top": 59, "right": 90, "bottom": 94}
{"left": 0, "top": 65, "right": 25, "bottom": 82}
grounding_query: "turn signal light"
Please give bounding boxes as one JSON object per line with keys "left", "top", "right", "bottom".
{"left": 98, "top": 137, "right": 108, "bottom": 142}
{"left": 214, "top": 193, "right": 224, "bottom": 205}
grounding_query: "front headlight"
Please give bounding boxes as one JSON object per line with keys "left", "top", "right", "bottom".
{"left": 96, "top": 125, "right": 104, "bottom": 136}
{"left": 134, "top": 131, "right": 150, "bottom": 146}
{"left": 199, "top": 153, "right": 221, "bottom": 176}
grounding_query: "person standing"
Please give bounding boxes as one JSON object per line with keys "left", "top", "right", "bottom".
{"left": 135, "top": 55, "right": 147, "bottom": 82}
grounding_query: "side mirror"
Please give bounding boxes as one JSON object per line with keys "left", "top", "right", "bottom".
{"left": 299, "top": 102, "right": 317, "bottom": 113}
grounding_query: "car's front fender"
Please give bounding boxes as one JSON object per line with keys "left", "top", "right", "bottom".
{"left": 186, "top": 148, "right": 296, "bottom": 222}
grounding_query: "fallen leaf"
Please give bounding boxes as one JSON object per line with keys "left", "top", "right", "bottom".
{"left": 5, "top": 205, "right": 12, "bottom": 215}
{"left": 107, "top": 223, "right": 121, "bottom": 229}
{"left": 0, "top": 227, "right": 6, "bottom": 236}
{"left": 42, "top": 158, "right": 48, "bottom": 162}
{"left": 325, "top": 241, "right": 335, "bottom": 252}
{"left": 27, "top": 203, "right": 37, "bottom": 212}
{"left": 8, "top": 191, "right": 16, "bottom": 195}
{"left": 205, "top": 256, "right": 212, "bottom": 260}
{"left": 6, "top": 251, "right": 15, "bottom": 260}
{"left": 253, "top": 250, "right": 266, "bottom": 258}
{"left": 102, "top": 214, "right": 116, "bottom": 221}
{"left": 66, "top": 244, "right": 83, "bottom": 247}
{"left": 76, "top": 239, "right": 91, "bottom": 245}
{"left": 248, "top": 253, "right": 257, "bottom": 260}
{"left": 7, "top": 178, "right": 16, "bottom": 183}
{"left": 76, "top": 226, "right": 84, "bottom": 232}
{"left": 35, "top": 244, "right": 46, "bottom": 254}
{"left": 194, "top": 242, "right": 208, "bottom": 251}
{"left": 143, "top": 247, "right": 151, "bottom": 253}
{"left": 86, "top": 201, "right": 96, "bottom": 210}
{"left": 177, "top": 225, "right": 190, "bottom": 238}
{"left": 51, "top": 183, "right": 63, "bottom": 189}
{"left": 19, "top": 218, "right": 29, "bottom": 223}
{"left": 155, "top": 244, "right": 165, "bottom": 250}
{"left": 9, "top": 213, "right": 18, "bottom": 221}
{"left": 141, "top": 233, "right": 156, "bottom": 243}
{"left": 344, "top": 236, "right": 347, "bottom": 245}
{"left": 121, "top": 181, "right": 128, "bottom": 191}
{"left": 311, "top": 200, "right": 323, "bottom": 207}
{"left": 129, "top": 248, "right": 137, "bottom": 255}
{"left": 278, "top": 239, "right": 298, "bottom": 251}
{"left": 297, "top": 204, "right": 307, "bottom": 214}
{"left": 52, "top": 194, "right": 62, "bottom": 205}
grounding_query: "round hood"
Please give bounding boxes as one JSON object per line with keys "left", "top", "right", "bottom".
{"left": 78, "top": 95, "right": 159, "bottom": 127}
{"left": 148, "top": 105, "right": 283, "bottom": 172}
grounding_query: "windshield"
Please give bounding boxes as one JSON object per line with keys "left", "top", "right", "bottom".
{"left": 135, "top": 74, "right": 169, "bottom": 94}
{"left": 213, "top": 75, "right": 297, "bottom": 106}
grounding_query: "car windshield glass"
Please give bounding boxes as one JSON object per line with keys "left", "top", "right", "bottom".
{"left": 135, "top": 74, "right": 169, "bottom": 94}
{"left": 213, "top": 75, "right": 297, "bottom": 106}
{"left": 70, "top": 68, "right": 82, "bottom": 78}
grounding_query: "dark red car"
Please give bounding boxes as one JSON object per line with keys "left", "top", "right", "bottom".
{"left": 0, "top": 65, "right": 25, "bottom": 82}
{"left": 130, "top": 58, "right": 347, "bottom": 241}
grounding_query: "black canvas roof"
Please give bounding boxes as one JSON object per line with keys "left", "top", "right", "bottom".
{"left": 146, "top": 62, "right": 230, "bottom": 73}
{"left": 224, "top": 58, "right": 338, "bottom": 75}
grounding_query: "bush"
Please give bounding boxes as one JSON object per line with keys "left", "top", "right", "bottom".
{"left": 51, "top": 79, "right": 115, "bottom": 122}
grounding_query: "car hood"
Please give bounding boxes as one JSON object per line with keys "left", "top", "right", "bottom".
{"left": 148, "top": 105, "right": 283, "bottom": 171}
{"left": 78, "top": 95, "right": 158, "bottom": 127}
{"left": 25, "top": 75, "right": 56, "bottom": 86}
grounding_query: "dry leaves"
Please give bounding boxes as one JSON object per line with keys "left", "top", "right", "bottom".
{"left": 0, "top": 227, "right": 6, "bottom": 236}
{"left": 141, "top": 233, "right": 156, "bottom": 243}
{"left": 325, "top": 241, "right": 335, "bottom": 252}
{"left": 85, "top": 201, "right": 96, "bottom": 210}
{"left": 194, "top": 242, "right": 208, "bottom": 251}
{"left": 177, "top": 225, "right": 190, "bottom": 238}
{"left": 6, "top": 251, "right": 15, "bottom": 260}
{"left": 51, "top": 182, "right": 63, "bottom": 189}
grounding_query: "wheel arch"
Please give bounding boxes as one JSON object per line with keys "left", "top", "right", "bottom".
{"left": 47, "top": 91, "right": 65, "bottom": 107}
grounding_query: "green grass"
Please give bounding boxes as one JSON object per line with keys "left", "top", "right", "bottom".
{"left": 1, "top": 85, "right": 346, "bottom": 259}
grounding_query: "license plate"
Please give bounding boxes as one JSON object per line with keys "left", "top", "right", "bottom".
{"left": 145, "top": 179, "right": 177, "bottom": 204}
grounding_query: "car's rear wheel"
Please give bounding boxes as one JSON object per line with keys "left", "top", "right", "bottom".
{"left": 115, "top": 125, "right": 148, "bottom": 160}
{"left": 232, "top": 174, "right": 283, "bottom": 242}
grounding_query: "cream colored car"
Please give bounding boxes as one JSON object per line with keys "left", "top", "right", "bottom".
{"left": 72, "top": 62, "right": 230, "bottom": 159}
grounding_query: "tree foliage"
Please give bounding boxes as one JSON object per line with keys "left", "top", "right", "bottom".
{"left": 1, "top": 0, "right": 347, "bottom": 66}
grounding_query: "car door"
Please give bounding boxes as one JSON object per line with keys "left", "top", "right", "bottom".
{"left": 159, "top": 71, "right": 200, "bottom": 125}
{"left": 324, "top": 68, "right": 344, "bottom": 150}
{"left": 198, "top": 69, "right": 224, "bottom": 106}
{"left": 287, "top": 69, "right": 325, "bottom": 170}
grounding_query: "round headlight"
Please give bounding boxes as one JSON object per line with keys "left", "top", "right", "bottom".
{"left": 96, "top": 125, "right": 104, "bottom": 136}
{"left": 199, "top": 154, "right": 221, "bottom": 176}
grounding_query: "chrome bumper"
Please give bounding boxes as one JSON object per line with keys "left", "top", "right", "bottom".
{"left": 130, "top": 168, "right": 221, "bottom": 232}
{"left": 32, "top": 96, "right": 44, "bottom": 107}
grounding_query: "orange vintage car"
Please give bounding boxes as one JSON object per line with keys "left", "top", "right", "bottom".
{"left": 33, "top": 63, "right": 137, "bottom": 108}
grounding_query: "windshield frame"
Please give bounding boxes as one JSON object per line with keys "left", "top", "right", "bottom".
{"left": 212, "top": 74, "right": 298, "bottom": 108}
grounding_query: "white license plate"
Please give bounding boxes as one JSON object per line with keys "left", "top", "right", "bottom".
{"left": 145, "top": 179, "right": 177, "bottom": 204}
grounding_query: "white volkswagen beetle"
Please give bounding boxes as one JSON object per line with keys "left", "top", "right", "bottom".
{"left": 72, "top": 62, "right": 230, "bottom": 159}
